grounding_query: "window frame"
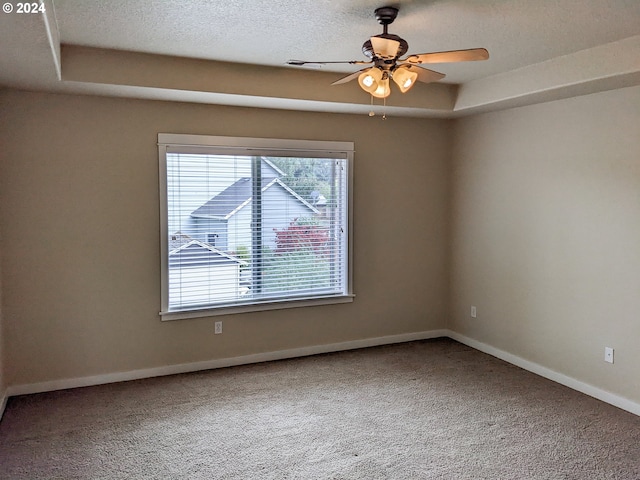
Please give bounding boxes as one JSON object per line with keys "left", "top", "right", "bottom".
{"left": 158, "top": 133, "right": 354, "bottom": 320}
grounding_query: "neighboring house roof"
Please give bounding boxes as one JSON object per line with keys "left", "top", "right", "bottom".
{"left": 191, "top": 176, "right": 319, "bottom": 220}
{"left": 261, "top": 157, "right": 285, "bottom": 177}
{"left": 169, "top": 238, "right": 246, "bottom": 267}
{"left": 169, "top": 232, "right": 194, "bottom": 251}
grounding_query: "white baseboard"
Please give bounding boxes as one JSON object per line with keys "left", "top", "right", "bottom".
{"left": 5, "top": 329, "right": 639, "bottom": 419}
{"left": 446, "top": 330, "right": 640, "bottom": 417}
{"left": 7, "top": 329, "right": 449, "bottom": 397}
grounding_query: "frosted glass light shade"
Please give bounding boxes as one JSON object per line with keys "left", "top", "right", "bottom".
{"left": 392, "top": 67, "right": 418, "bottom": 93}
{"left": 358, "top": 68, "right": 383, "bottom": 94}
{"left": 371, "top": 76, "right": 391, "bottom": 98}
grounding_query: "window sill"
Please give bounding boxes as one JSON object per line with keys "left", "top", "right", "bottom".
{"left": 160, "top": 294, "right": 355, "bottom": 321}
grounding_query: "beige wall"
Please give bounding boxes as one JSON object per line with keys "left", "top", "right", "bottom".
{"left": 0, "top": 89, "right": 452, "bottom": 386}
{"left": 450, "top": 85, "right": 640, "bottom": 403}
{"left": 0, "top": 231, "right": 4, "bottom": 398}
{"left": 3, "top": 84, "right": 636, "bottom": 406}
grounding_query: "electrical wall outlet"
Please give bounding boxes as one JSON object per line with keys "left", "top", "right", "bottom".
{"left": 470, "top": 306, "right": 477, "bottom": 318}
{"left": 215, "top": 321, "right": 223, "bottom": 335}
{"left": 604, "top": 347, "right": 614, "bottom": 364}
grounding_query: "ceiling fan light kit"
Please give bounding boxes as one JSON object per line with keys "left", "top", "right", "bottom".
{"left": 358, "top": 65, "right": 417, "bottom": 98}
{"left": 288, "top": 6, "right": 489, "bottom": 112}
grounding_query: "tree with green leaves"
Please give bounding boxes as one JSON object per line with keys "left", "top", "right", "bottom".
{"left": 267, "top": 157, "right": 333, "bottom": 202}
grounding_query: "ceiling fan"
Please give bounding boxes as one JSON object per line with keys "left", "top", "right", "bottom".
{"left": 287, "top": 6, "right": 489, "bottom": 99}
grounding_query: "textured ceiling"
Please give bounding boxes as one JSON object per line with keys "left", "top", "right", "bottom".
{"left": 53, "top": 0, "right": 640, "bottom": 83}
{"left": 0, "top": 0, "right": 639, "bottom": 117}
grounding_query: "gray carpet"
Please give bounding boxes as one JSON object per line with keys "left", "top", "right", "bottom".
{"left": 1, "top": 338, "right": 639, "bottom": 479}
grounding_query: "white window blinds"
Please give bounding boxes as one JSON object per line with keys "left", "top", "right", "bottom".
{"left": 158, "top": 134, "right": 353, "bottom": 319}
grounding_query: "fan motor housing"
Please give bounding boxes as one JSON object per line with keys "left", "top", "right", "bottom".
{"left": 362, "top": 34, "right": 409, "bottom": 61}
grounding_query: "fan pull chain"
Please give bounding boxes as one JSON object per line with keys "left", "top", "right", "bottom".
{"left": 368, "top": 95, "right": 388, "bottom": 119}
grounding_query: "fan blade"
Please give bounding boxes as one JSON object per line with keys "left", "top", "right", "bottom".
{"left": 331, "top": 68, "right": 372, "bottom": 86}
{"left": 370, "top": 36, "right": 400, "bottom": 59}
{"left": 403, "top": 64, "right": 446, "bottom": 84}
{"left": 404, "top": 48, "right": 489, "bottom": 64}
{"left": 287, "top": 59, "right": 371, "bottom": 66}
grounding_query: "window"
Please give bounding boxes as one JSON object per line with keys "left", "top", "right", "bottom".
{"left": 158, "top": 134, "right": 353, "bottom": 320}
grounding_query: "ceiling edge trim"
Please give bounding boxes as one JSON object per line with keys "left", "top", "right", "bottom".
{"left": 454, "top": 35, "right": 640, "bottom": 114}
{"left": 42, "top": 0, "right": 61, "bottom": 81}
